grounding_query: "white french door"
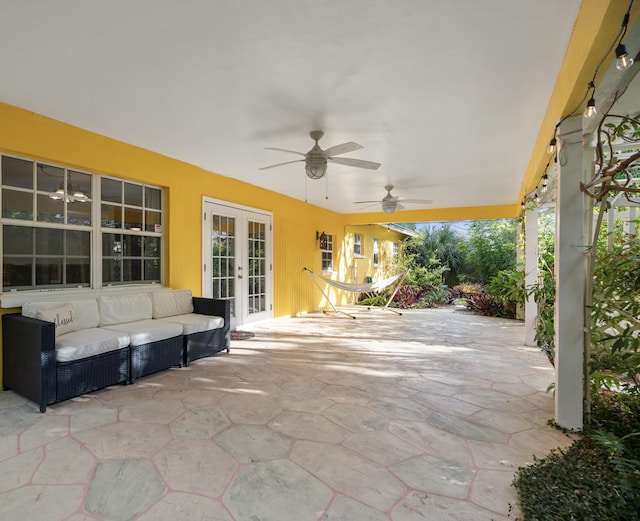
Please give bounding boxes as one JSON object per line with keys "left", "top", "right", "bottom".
{"left": 202, "top": 198, "right": 273, "bottom": 329}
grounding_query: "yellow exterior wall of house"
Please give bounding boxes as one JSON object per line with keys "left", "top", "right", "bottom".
{"left": 345, "top": 225, "right": 406, "bottom": 285}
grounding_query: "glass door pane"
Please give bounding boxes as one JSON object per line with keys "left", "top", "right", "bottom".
{"left": 211, "top": 214, "right": 236, "bottom": 318}
{"left": 247, "top": 220, "right": 266, "bottom": 315}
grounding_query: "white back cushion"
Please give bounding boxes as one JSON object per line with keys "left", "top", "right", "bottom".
{"left": 23, "top": 299, "right": 100, "bottom": 330}
{"left": 99, "top": 293, "right": 153, "bottom": 326}
{"left": 152, "top": 289, "right": 193, "bottom": 319}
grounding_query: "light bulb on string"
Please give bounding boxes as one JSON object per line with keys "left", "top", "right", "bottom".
{"left": 547, "top": 137, "right": 557, "bottom": 154}
{"left": 541, "top": 174, "right": 549, "bottom": 193}
{"left": 615, "top": 43, "right": 634, "bottom": 70}
{"left": 584, "top": 96, "right": 597, "bottom": 118}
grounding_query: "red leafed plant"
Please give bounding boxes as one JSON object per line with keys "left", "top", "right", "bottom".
{"left": 393, "top": 285, "right": 423, "bottom": 308}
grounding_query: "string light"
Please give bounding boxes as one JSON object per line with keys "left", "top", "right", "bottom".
{"left": 615, "top": 10, "right": 634, "bottom": 70}
{"left": 584, "top": 82, "right": 597, "bottom": 118}
{"left": 615, "top": 43, "right": 634, "bottom": 70}
{"left": 531, "top": 0, "right": 634, "bottom": 210}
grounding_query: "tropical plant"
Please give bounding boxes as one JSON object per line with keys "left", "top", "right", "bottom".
{"left": 485, "top": 268, "right": 525, "bottom": 318}
{"left": 418, "top": 285, "right": 450, "bottom": 308}
{"left": 392, "top": 285, "right": 422, "bottom": 308}
{"left": 419, "top": 224, "right": 468, "bottom": 286}
{"left": 461, "top": 219, "right": 517, "bottom": 283}
{"left": 465, "top": 292, "right": 504, "bottom": 317}
{"left": 396, "top": 242, "right": 449, "bottom": 290}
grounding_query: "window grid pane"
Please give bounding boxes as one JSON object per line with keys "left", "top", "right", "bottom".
{"left": 321, "top": 234, "right": 333, "bottom": 272}
{"left": 2, "top": 225, "right": 90, "bottom": 290}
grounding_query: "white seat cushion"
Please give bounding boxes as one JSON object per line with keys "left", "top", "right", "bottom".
{"left": 157, "top": 313, "right": 224, "bottom": 335}
{"left": 56, "top": 328, "right": 130, "bottom": 363}
{"left": 102, "top": 319, "right": 182, "bottom": 346}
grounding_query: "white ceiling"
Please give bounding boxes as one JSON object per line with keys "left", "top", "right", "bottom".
{"left": 0, "top": 0, "right": 583, "bottom": 215}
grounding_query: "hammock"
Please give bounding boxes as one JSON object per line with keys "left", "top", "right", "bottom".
{"left": 302, "top": 267, "right": 409, "bottom": 319}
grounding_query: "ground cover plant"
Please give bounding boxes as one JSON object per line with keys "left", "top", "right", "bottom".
{"left": 512, "top": 391, "right": 640, "bottom": 521}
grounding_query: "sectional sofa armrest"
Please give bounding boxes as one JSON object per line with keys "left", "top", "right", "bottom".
{"left": 192, "top": 297, "right": 230, "bottom": 338}
{"left": 2, "top": 313, "right": 57, "bottom": 412}
{"left": 192, "top": 297, "right": 230, "bottom": 323}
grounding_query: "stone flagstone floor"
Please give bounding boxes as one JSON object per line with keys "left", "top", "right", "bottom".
{"left": 0, "top": 306, "right": 573, "bottom": 521}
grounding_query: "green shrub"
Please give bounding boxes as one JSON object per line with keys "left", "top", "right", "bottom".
{"left": 486, "top": 268, "right": 525, "bottom": 318}
{"left": 357, "top": 293, "right": 387, "bottom": 307}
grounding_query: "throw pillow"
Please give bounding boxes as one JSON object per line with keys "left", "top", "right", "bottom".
{"left": 36, "top": 303, "right": 78, "bottom": 337}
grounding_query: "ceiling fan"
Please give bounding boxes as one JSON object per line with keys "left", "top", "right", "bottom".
{"left": 355, "top": 184, "right": 433, "bottom": 214}
{"left": 259, "top": 130, "right": 381, "bottom": 179}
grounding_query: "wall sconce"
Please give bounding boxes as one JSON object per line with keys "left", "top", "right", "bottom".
{"left": 316, "top": 231, "right": 327, "bottom": 242}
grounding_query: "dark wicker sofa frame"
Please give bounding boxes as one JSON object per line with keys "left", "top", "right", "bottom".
{"left": 1, "top": 314, "right": 129, "bottom": 413}
{"left": 184, "top": 297, "right": 231, "bottom": 366}
{"left": 2, "top": 296, "right": 231, "bottom": 412}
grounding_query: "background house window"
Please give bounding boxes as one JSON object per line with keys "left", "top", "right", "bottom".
{"left": 1, "top": 154, "right": 164, "bottom": 291}
{"left": 353, "top": 233, "right": 362, "bottom": 257}
{"left": 393, "top": 242, "right": 398, "bottom": 259}
{"left": 321, "top": 233, "right": 333, "bottom": 272}
{"left": 373, "top": 238, "right": 379, "bottom": 267}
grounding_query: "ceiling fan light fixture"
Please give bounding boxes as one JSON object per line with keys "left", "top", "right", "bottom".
{"left": 381, "top": 201, "right": 396, "bottom": 214}
{"left": 305, "top": 157, "right": 327, "bottom": 179}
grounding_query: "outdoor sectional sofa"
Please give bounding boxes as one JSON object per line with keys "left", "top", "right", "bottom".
{"left": 2, "top": 289, "right": 230, "bottom": 412}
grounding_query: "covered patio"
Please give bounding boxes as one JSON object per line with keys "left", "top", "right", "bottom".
{"left": 0, "top": 307, "right": 571, "bottom": 520}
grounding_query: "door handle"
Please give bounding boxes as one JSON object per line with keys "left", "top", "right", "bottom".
{"left": 237, "top": 266, "right": 243, "bottom": 279}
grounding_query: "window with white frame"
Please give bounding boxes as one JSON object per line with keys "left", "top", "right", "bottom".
{"left": 392, "top": 242, "right": 399, "bottom": 259}
{"left": 100, "top": 177, "right": 162, "bottom": 285}
{"left": 1, "top": 154, "right": 164, "bottom": 292}
{"left": 353, "top": 233, "right": 362, "bottom": 257}
{"left": 320, "top": 233, "right": 333, "bottom": 272}
{"left": 373, "top": 238, "right": 379, "bottom": 266}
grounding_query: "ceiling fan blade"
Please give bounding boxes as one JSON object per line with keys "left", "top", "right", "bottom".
{"left": 259, "top": 159, "right": 305, "bottom": 170}
{"left": 328, "top": 157, "right": 381, "bottom": 170}
{"left": 264, "top": 147, "right": 306, "bottom": 157}
{"left": 323, "top": 142, "right": 363, "bottom": 157}
{"left": 396, "top": 198, "right": 433, "bottom": 204}
{"left": 355, "top": 202, "right": 381, "bottom": 211}
{"left": 353, "top": 199, "right": 381, "bottom": 204}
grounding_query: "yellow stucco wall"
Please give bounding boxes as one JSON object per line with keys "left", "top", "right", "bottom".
{"left": 345, "top": 224, "right": 406, "bottom": 283}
